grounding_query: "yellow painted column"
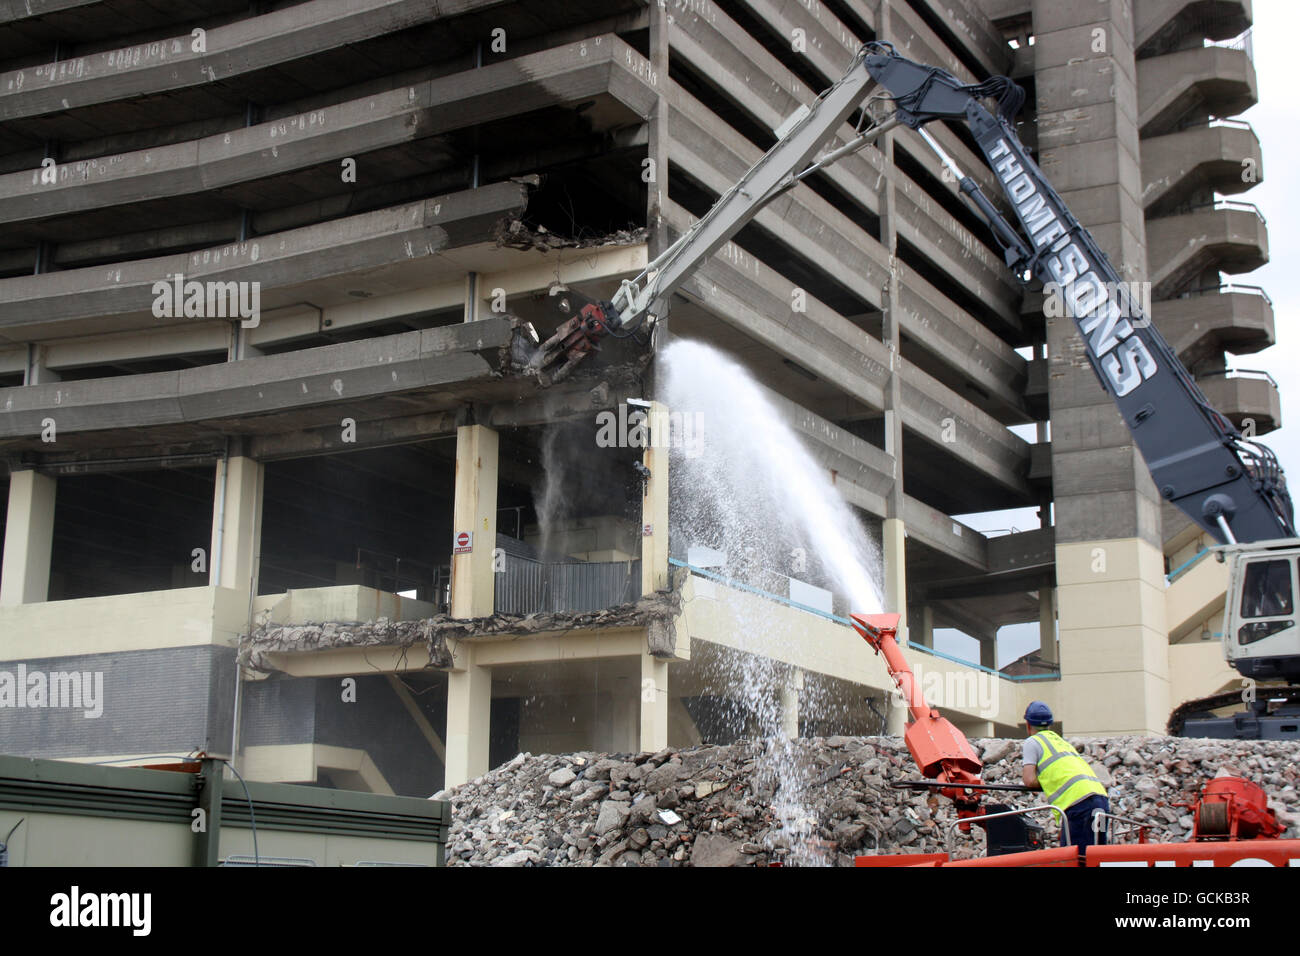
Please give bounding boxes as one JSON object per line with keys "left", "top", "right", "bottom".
{"left": 1056, "top": 539, "right": 1169, "bottom": 734}
{"left": 450, "top": 424, "right": 498, "bottom": 618}
{"left": 641, "top": 401, "right": 671, "bottom": 596}
{"left": 778, "top": 668, "right": 804, "bottom": 739}
{"left": 1039, "top": 587, "right": 1058, "bottom": 667}
{"left": 0, "top": 469, "right": 56, "bottom": 605}
{"left": 886, "top": 693, "right": 907, "bottom": 735}
{"left": 882, "top": 517, "right": 908, "bottom": 641}
{"left": 640, "top": 653, "right": 669, "bottom": 753}
{"left": 444, "top": 643, "right": 492, "bottom": 787}
{"left": 209, "top": 456, "right": 264, "bottom": 592}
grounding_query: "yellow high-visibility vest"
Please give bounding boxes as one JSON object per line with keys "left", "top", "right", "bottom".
{"left": 1032, "top": 730, "right": 1107, "bottom": 811}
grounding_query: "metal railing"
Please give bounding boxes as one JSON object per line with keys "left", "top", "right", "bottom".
{"left": 1094, "top": 812, "right": 1166, "bottom": 845}
{"left": 668, "top": 559, "right": 1062, "bottom": 681}
{"left": 946, "top": 805, "right": 1067, "bottom": 854}
{"left": 494, "top": 553, "right": 641, "bottom": 614}
{"left": 1182, "top": 198, "right": 1267, "bottom": 225}
{"left": 1198, "top": 367, "right": 1279, "bottom": 388}
{"left": 1207, "top": 28, "right": 1253, "bottom": 62}
{"left": 1175, "top": 115, "right": 1255, "bottom": 134}
{"left": 1176, "top": 282, "right": 1272, "bottom": 307}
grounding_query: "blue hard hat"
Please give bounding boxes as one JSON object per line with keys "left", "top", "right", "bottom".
{"left": 1024, "top": 701, "right": 1053, "bottom": 726}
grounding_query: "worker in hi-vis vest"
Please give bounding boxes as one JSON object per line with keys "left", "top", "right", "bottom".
{"left": 1021, "top": 701, "right": 1109, "bottom": 851}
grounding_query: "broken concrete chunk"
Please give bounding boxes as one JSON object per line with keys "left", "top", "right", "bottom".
{"left": 548, "top": 767, "right": 577, "bottom": 788}
{"left": 690, "top": 833, "right": 746, "bottom": 867}
{"left": 595, "top": 799, "right": 631, "bottom": 836}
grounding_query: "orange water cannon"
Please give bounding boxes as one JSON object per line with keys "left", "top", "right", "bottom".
{"left": 851, "top": 613, "right": 986, "bottom": 816}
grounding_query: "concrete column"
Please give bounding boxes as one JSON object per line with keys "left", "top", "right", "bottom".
{"left": 646, "top": 1, "right": 669, "bottom": 258}
{"left": 778, "top": 668, "right": 804, "bottom": 739}
{"left": 876, "top": 1, "right": 908, "bottom": 648}
{"left": 444, "top": 645, "right": 491, "bottom": 787}
{"left": 1, "top": 470, "right": 57, "bottom": 605}
{"left": 450, "top": 424, "right": 498, "bottom": 618}
{"left": 885, "top": 691, "right": 907, "bottom": 736}
{"left": 882, "top": 518, "right": 907, "bottom": 639}
{"left": 463, "top": 272, "right": 482, "bottom": 323}
{"left": 1032, "top": 3, "right": 1167, "bottom": 733}
{"left": 640, "top": 653, "right": 669, "bottom": 753}
{"left": 611, "top": 690, "right": 637, "bottom": 754}
{"left": 641, "top": 402, "right": 670, "bottom": 596}
{"left": 210, "top": 456, "right": 263, "bottom": 592}
{"left": 979, "top": 633, "right": 997, "bottom": 672}
{"left": 913, "top": 605, "right": 934, "bottom": 649}
{"left": 1039, "top": 587, "right": 1058, "bottom": 667}
{"left": 1057, "top": 539, "right": 1169, "bottom": 734}
{"left": 24, "top": 344, "right": 60, "bottom": 385}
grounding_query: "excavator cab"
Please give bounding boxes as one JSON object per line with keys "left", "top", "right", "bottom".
{"left": 1222, "top": 540, "right": 1300, "bottom": 683}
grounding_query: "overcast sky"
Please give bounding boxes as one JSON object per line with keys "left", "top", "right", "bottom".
{"left": 941, "top": 6, "right": 1299, "bottom": 668}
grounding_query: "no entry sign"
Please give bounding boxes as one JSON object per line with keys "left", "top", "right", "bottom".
{"left": 453, "top": 531, "right": 473, "bottom": 554}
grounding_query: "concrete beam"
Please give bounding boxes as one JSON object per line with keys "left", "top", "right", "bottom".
{"left": 0, "top": 181, "right": 529, "bottom": 343}
{"left": 1140, "top": 122, "right": 1262, "bottom": 214}
{"left": 903, "top": 497, "right": 988, "bottom": 572}
{"left": 1153, "top": 289, "right": 1274, "bottom": 370}
{"left": 0, "top": 318, "right": 515, "bottom": 446}
{"left": 670, "top": 4, "right": 1021, "bottom": 320}
{"left": 909, "top": 0, "right": 1014, "bottom": 75}
{"left": 1137, "top": 45, "right": 1257, "bottom": 137}
{"left": 0, "top": 0, "right": 101, "bottom": 18}
{"left": 1145, "top": 207, "right": 1268, "bottom": 299}
{"left": 744, "top": 0, "right": 1012, "bottom": 213}
{"left": 0, "top": 36, "right": 655, "bottom": 226}
{"left": 0, "top": 0, "right": 510, "bottom": 121}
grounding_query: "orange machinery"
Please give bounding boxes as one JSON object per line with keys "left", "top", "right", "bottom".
{"left": 848, "top": 612, "right": 1300, "bottom": 867}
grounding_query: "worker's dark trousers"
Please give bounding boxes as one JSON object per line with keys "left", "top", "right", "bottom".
{"left": 1063, "top": 794, "right": 1109, "bottom": 850}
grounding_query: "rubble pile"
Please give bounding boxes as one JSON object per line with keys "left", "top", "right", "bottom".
{"left": 436, "top": 735, "right": 1300, "bottom": 866}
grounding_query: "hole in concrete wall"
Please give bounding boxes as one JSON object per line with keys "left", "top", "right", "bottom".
{"left": 46, "top": 467, "right": 215, "bottom": 601}
{"left": 493, "top": 422, "right": 645, "bottom": 615}
{"left": 259, "top": 443, "right": 455, "bottom": 603}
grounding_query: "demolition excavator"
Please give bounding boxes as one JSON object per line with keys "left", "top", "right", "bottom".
{"left": 532, "top": 41, "right": 1300, "bottom": 741}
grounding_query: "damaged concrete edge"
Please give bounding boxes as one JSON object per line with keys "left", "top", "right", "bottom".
{"left": 241, "top": 585, "right": 684, "bottom": 675}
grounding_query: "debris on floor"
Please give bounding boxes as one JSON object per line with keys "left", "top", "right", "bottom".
{"left": 435, "top": 735, "right": 1300, "bottom": 866}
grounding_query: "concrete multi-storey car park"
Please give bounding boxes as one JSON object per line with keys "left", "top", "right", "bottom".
{"left": 0, "top": 0, "right": 1275, "bottom": 794}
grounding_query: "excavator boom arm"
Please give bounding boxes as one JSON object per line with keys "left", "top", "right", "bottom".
{"left": 861, "top": 47, "right": 1293, "bottom": 545}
